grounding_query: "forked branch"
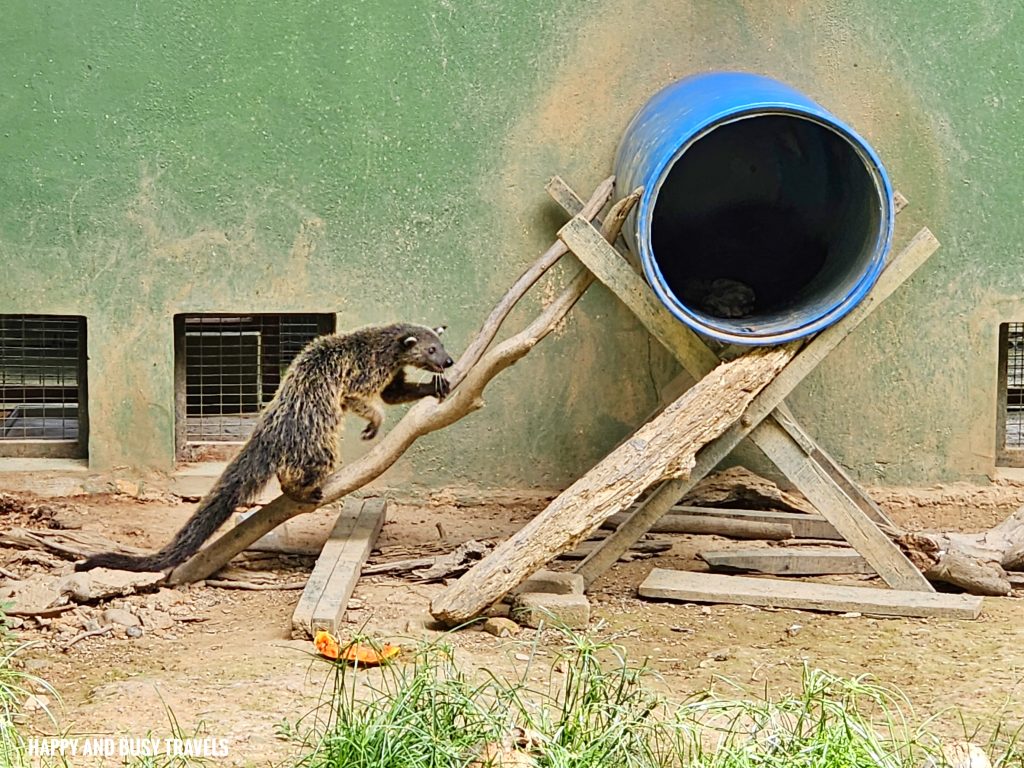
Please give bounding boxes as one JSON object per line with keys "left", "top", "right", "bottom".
{"left": 168, "top": 179, "right": 637, "bottom": 585}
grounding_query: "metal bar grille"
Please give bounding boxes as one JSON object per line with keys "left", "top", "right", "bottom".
{"left": 1000, "top": 322, "right": 1024, "bottom": 464}
{"left": 0, "top": 315, "right": 86, "bottom": 454}
{"left": 177, "top": 314, "right": 333, "bottom": 446}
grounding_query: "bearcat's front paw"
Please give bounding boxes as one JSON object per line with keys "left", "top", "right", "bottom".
{"left": 361, "top": 422, "right": 379, "bottom": 440}
{"left": 433, "top": 374, "right": 450, "bottom": 401}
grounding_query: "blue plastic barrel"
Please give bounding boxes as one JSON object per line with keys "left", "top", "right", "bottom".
{"left": 613, "top": 72, "right": 894, "bottom": 345}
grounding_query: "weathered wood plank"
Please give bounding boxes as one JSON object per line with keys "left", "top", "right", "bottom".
{"left": 291, "top": 499, "right": 363, "bottom": 637}
{"left": 639, "top": 568, "right": 983, "bottom": 619}
{"left": 290, "top": 499, "right": 387, "bottom": 638}
{"left": 308, "top": 498, "right": 387, "bottom": 636}
{"left": 699, "top": 547, "right": 873, "bottom": 575}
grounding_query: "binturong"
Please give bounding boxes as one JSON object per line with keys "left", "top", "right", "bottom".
{"left": 75, "top": 322, "right": 455, "bottom": 573}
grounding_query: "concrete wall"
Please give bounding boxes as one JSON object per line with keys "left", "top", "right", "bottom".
{"left": 1, "top": 1, "right": 1019, "bottom": 490}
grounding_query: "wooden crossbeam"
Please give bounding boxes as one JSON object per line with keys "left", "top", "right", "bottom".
{"left": 554, "top": 197, "right": 940, "bottom": 592}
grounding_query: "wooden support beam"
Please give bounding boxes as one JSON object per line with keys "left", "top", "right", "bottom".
{"left": 639, "top": 569, "right": 983, "bottom": 620}
{"left": 560, "top": 216, "right": 939, "bottom": 591}
{"left": 429, "top": 343, "right": 798, "bottom": 626}
{"left": 290, "top": 498, "right": 387, "bottom": 638}
{"left": 699, "top": 547, "right": 873, "bottom": 575}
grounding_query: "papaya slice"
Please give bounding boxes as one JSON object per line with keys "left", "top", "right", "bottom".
{"left": 313, "top": 630, "right": 400, "bottom": 666}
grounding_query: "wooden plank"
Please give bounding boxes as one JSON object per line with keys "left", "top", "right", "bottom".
{"left": 565, "top": 217, "right": 940, "bottom": 589}
{"left": 545, "top": 175, "right": 636, "bottom": 266}
{"left": 670, "top": 507, "right": 841, "bottom": 540}
{"left": 308, "top": 498, "right": 387, "bottom": 636}
{"left": 640, "top": 568, "right": 983, "bottom": 619}
{"left": 699, "top": 547, "right": 873, "bottom": 575}
{"left": 290, "top": 499, "right": 386, "bottom": 638}
{"left": 771, "top": 405, "right": 895, "bottom": 528}
{"left": 291, "top": 499, "right": 363, "bottom": 637}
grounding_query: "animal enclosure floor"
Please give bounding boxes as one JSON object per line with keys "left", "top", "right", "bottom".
{"left": 5, "top": 486, "right": 1024, "bottom": 766}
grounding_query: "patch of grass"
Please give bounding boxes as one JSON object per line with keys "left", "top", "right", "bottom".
{"left": 0, "top": 605, "right": 61, "bottom": 768}
{"left": 285, "top": 626, "right": 1024, "bottom": 768}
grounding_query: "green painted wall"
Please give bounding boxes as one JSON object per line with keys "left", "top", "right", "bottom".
{"left": 0, "top": 0, "right": 1020, "bottom": 488}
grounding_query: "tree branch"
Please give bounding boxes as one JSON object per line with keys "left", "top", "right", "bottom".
{"left": 167, "top": 181, "right": 636, "bottom": 585}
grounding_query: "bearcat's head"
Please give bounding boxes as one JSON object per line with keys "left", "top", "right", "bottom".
{"left": 395, "top": 324, "right": 454, "bottom": 373}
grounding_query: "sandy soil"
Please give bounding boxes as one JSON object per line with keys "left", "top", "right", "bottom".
{"left": 4, "top": 486, "right": 1024, "bottom": 766}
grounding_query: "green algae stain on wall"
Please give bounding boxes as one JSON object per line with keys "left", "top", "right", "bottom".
{"left": 1, "top": 0, "right": 1021, "bottom": 487}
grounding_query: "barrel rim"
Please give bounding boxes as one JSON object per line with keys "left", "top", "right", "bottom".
{"left": 634, "top": 106, "right": 895, "bottom": 345}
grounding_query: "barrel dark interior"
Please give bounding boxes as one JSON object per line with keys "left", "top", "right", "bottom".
{"left": 650, "top": 114, "right": 881, "bottom": 328}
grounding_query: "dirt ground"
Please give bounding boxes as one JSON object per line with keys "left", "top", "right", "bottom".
{"left": 5, "top": 484, "right": 1024, "bottom": 767}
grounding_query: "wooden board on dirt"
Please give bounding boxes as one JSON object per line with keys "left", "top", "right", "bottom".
{"left": 639, "top": 568, "right": 983, "bottom": 619}
{"left": 699, "top": 547, "right": 874, "bottom": 575}
{"left": 290, "top": 498, "right": 387, "bottom": 638}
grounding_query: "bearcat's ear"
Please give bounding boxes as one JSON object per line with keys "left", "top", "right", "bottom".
{"left": 403, "top": 336, "right": 418, "bottom": 347}
{"left": 433, "top": 325, "right": 447, "bottom": 336}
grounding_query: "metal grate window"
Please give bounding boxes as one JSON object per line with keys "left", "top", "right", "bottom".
{"left": 174, "top": 313, "right": 334, "bottom": 458}
{"left": 0, "top": 315, "right": 88, "bottom": 458}
{"left": 998, "top": 322, "right": 1024, "bottom": 466}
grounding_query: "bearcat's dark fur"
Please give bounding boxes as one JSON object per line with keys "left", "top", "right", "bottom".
{"left": 75, "top": 322, "right": 454, "bottom": 573}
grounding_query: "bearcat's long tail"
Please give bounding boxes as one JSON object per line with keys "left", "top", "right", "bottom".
{"left": 75, "top": 433, "right": 279, "bottom": 573}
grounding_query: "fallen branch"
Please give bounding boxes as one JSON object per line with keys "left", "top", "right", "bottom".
{"left": 204, "top": 579, "right": 307, "bottom": 591}
{"left": 167, "top": 178, "right": 628, "bottom": 585}
{"left": 0, "top": 528, "right": 146, "bottom": 560}
{"left": 599, "top": 512, "right": 794, "bottom": 540}
{"left": 61, "top": 625, "right": 114, "bottom": 652}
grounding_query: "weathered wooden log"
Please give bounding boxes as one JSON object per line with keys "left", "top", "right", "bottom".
{"left": 429, "top": 343, "right": 799, "bottom": 625}
{"left": 600, "top": 512, "right": 793, "bottom": 540}
{"left": 896, "top": 508, "right": 1024, "bottom": 596}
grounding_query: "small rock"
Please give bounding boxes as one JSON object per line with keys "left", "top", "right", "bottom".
{"left": 83, "top": 619, "right": 102, "bottom": 633}
{"left": 511, "top": 592, "right": 590, "bottom": 629}
{"left": 5, "top": 617, "right": 24, "bottom": 629}
{"left": 139, "top": 610, "right": 174, "bottom": 631}
{"left": 933, "top": 741, "right": 992, "bottom": 768}
{"left": 786, "top": 624, "right": 802, "bottom": 637}
{"left": 514, "top": 653, "right": 531, "bottom": 662}
{"left": 125, "top": 626, "right": 144, "bottom": 639}
{"left": 707, "top": 649, "right": 730, "bottom": 661}
{"left": 102, "top": 608, "right": 140, "bottom": 628}
{"left": 840, "top": 612, "right": 862, "bottom": 619}
{"left": 513, "top": 570, "right": 584, "bottom": 596}
{"left": 49, "top": 509, "right": 84, "bottom": 530}
{"left": 347, "top": 598, "right": 365, "bottom": 610}
{"left": 59, "top": 573, "right": 93, "bottom": 603}
{"left": 483, "top": 617, "right": 520, "bottom": 638}
{"left": 113, "top": 479, "right": 141, "bottom": 497}
{"left": 22, "top": 694, "right": 50, "bottom": 713}
{"left": 670, "top": 625, "right": 693, "bottom": 634}
{"left": 700, "top": 606, "right": 712, "bottom": 615}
